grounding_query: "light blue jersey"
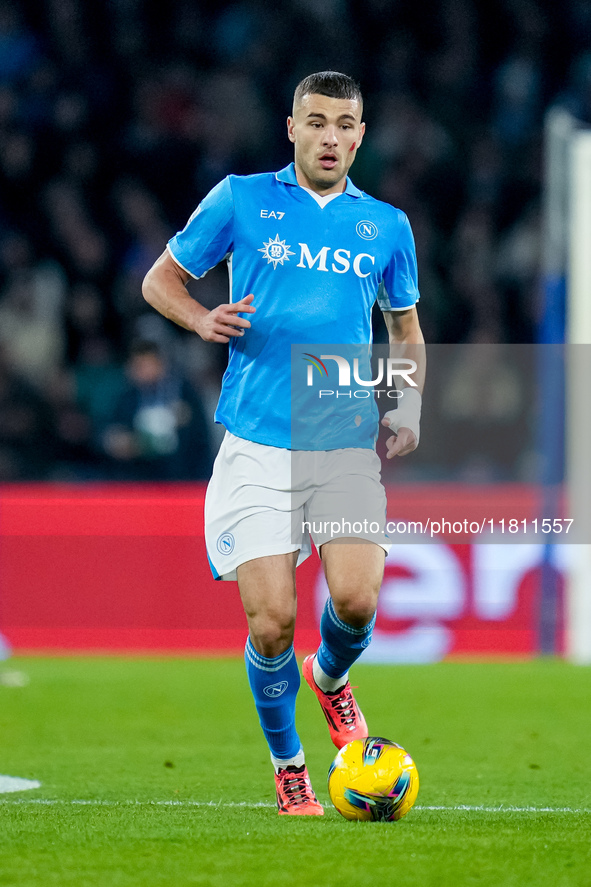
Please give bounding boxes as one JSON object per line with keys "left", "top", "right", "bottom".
{"left": 168, "top": 163, "right": 419, "bottom": 450}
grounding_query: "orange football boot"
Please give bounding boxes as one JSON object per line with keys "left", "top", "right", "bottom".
{"left": 303, "top": 654, "right": 368, "bottom": 749}
{"left": 274, "top": 764, "right": 324, "bottom": 816}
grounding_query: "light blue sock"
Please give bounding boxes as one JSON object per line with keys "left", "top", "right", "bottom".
{"left": 244, "top": 638, "right": 302, "bottom": 759}
{"left": 316, "top": 597, "right": 376, "bottom": 679}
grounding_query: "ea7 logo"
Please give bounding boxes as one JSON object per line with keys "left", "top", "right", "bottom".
{"left": 261, "top": 210, "right": 285, "bottom": 219}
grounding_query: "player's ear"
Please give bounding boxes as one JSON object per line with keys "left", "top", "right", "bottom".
{"left": 287, "top": 116, "right": 296, "bottom": 143}
{"left": 356, "top": 121, "right": 366, "bottom": 148}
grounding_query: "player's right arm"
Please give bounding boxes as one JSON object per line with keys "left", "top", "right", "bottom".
{"left": 143, "top": 175, "right": 255, "bottom": 343}
{"left": 142, "top": 250, "right": 255, "bottom": 344}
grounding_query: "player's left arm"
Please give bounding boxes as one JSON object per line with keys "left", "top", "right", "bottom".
{"left": 381, "top": 306, "right": 425, "bottom": 458}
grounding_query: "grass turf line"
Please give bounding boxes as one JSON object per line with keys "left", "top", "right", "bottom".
{"left": 1, "top": 657, "right": 590, "bottom": 886}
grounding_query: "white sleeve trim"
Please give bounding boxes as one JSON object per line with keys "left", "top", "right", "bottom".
{"left": 167, "top": 243, "right": 224, "bottom": 282}
{"left": 381, "top": 302, "right": 419, "bottom": 312}
{"left": 166, "top": 243, "right": 198, "bottom": 280}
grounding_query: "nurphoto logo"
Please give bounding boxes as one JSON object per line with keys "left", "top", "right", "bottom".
{"left": 303, "top": 354, "right": 418, "bottom": 388}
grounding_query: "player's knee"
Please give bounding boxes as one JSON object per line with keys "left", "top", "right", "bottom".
{"left": 331, "top": 591, "right": 378, "bottom": 629}
{"left": 248, "top": 611, "right": 296, "bottom": 658}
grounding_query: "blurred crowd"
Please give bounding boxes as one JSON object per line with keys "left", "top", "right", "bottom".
{"left": 1, "top": 0, "right": 590, "bottom": 481}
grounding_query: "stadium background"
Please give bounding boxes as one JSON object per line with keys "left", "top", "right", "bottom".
{"left": 1, "top": 0, "right": 588, "bottom": 660}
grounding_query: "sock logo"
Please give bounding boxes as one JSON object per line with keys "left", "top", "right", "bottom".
{"left": 263, "top": 681, "right": 288, "bottom": 698}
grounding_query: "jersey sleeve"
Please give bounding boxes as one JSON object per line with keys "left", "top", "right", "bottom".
{"left": 167, "top": 176, "right": 234, "bottom": 279}
{"left": 377, "top": 212, "right": 420, "bottom": 311}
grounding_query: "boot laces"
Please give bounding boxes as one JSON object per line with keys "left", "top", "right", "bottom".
{"left": 280, "top": 767, "right": 314, "bottom": 804}
{"left": 330, "top": 685, "right": 357, "bottom": 727}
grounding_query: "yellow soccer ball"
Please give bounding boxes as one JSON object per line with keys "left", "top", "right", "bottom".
{"left": 328, "top": 736, "right": 419, "bottom": 822}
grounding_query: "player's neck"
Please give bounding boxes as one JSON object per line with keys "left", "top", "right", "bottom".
{"left": 293, "top": 165, "right": 347, "bottom": 196}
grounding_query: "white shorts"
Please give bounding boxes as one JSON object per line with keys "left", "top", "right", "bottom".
{"left": 205, "top": 432, "right": 389, "bottom": 581}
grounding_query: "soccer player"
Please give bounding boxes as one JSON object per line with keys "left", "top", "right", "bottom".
{"left": 143, "top": 71, "right": 425, "bottom": 816}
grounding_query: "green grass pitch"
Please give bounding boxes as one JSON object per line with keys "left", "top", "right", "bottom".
{"left": 1, "top": 656, "right": 591, "bottom": 886}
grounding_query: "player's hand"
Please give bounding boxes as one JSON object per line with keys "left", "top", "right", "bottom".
{"left": 381, "top": 420, "right": 417, "bottom": 458}
{"left": 195, "top": 294, "right": 256, "bottom": 343}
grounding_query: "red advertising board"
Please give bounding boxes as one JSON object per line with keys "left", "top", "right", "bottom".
{"left": 0, "top": 484, "right": 564, "bottom": 659}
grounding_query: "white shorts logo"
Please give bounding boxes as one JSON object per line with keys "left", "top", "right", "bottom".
{"left": 263, "top": 681, "right": 288, "bottom": 698}
{"left": 216, "top": 533, "right": 235, "bottom": 555}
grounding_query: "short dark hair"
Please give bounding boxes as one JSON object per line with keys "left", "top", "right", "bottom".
{"left": 293, "top": 71, "right": 363, "bottom": 111}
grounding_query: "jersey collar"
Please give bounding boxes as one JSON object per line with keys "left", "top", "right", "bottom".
{"left": 275, "top": 162, "right": 363, "bottom": 198}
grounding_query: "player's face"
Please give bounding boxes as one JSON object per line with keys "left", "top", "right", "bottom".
{"left": 287, "top": 93, "right": 365, "bottom": 194}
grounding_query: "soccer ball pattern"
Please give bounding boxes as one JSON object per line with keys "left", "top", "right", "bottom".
{"left": 328, "top": 736, "right": 419, "bottom": 822}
